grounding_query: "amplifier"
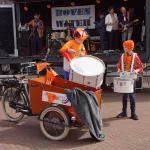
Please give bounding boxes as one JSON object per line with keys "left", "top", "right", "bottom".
{"left": 90, "top": 36, "right": 100, "bottom": 41}
{"left": 88, "top": 41, "right": 100, "bottom": 51}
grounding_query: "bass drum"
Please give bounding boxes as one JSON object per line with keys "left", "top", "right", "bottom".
{"left": 69, "top": 56, "right": 105, "bottom": 88}
{"left": 49, "top": 40, "right": 64, "bottom": 55}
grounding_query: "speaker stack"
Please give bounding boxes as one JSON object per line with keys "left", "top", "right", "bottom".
{"left": 18, "top": 31, "right": 31, "bottom": 56}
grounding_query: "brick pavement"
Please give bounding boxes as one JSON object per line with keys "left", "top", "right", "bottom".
{"left": 0, "top": 89, "right": 150, "bottom": 150}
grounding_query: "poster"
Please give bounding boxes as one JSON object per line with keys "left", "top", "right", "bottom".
{"left": 51, "top": 5, "right": 95, "bottom": 30}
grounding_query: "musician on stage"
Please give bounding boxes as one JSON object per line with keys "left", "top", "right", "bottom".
{"left": 95, "top": 12, "right": 106, "bottom": 52}
{"left": 119, "top": 7, "right": 135, "bottom": 42}
{"left": 116, "top": 40, "right": 144, "bottom": 120}
{"left": 24, "top": 13, "right": 44, "bottom": 55}
{"left": 60, "top": 28, "right": 88, "bottom": 80}
{"left": 105, "top": 6, "right": 119, "bottom": 51}
{"left": 64, "top": 23, "right": 73, "bottom": 42}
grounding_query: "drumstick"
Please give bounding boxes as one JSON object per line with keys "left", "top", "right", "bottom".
{"left": 73, "top": 48, "right": 85, "bottom": 53}
{"left": 70, "top": 48, "right": 85, "bottom": 58}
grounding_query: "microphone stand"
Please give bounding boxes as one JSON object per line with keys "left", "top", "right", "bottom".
{"left": 28, "top": 27, "right": 32, "bottom": 56}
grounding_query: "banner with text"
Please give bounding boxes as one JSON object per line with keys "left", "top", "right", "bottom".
{"left": 51, "top": 5, "right": 95, "bottom": 30}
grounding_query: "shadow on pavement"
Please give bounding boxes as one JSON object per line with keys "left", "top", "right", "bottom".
{"left": 102, "top": 117, "right": 130, "bottom": 127}
{"left": 0, "top": 118, "right": 99, "bottom": 149}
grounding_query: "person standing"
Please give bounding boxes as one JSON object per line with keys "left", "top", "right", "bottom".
{"left": 116, "top": 40, "right": 144, "bottom": 120}
{"left": 119, "top": 7, "right": 134, "bottom": 42}
{"left": 25, "top": 13, "right": 44, "bottom": 55}
{"left": 95, "top": 12, "right": 106, "bottom": 52}
{"left": 105, "top": 6, "right": 119, "bottom": 51}
{"left": 60, "top": 28, "right": 88, "bottom": 80}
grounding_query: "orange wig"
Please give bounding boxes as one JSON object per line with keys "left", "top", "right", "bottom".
{"left": 123, "top": 40, "right": 134, "bottom": 51}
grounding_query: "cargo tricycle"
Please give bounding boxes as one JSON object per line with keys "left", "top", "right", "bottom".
{"left": 0, "top": 62, "right": 102, "bottom": 141}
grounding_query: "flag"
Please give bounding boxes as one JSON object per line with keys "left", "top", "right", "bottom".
{"left": 51, "top": 69, "right": 58, "bottom": 76}
{"left": 46, "top": 92, "right": 57, "bottom": 103}
{"left": 45, "top": 69, "right": 56, "bottom": 84}
{"left": 36, "top": 62, "right": 49, "bottom": 73}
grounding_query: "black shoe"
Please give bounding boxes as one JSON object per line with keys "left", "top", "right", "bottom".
{"left": 116, "top": 112, "right": 128, "bottom": 118}
{"left": 131, "top": 114, "right": 139, "bottom": 120}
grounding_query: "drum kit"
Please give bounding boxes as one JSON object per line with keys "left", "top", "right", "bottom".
{"left": 46, "top": 30, "right": 73, "bottom": 55}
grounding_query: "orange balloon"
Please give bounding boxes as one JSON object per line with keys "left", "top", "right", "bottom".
{"left": 47, "top": 4, "right": 51, "bottom": 8}
{"left": 71, "top": 2, "right": 75, "bottom": 6}
{"left": 24, "top": 7, "right": 28, "bottom": 11}
{"left": 96, "top": 0, "right": 100, "bottom": 4}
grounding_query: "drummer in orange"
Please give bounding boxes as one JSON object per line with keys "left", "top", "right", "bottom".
{"left": 116, "top": 40, "right": 144, "bottom": 120}
{"left": 60, "top": 28, "right": 88, "bottom": 80}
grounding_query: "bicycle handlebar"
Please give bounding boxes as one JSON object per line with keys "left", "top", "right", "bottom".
{"left": 0, "top": 75, "right": 15, "bottom": 79}
{"left": 0, "top": 75, "right": 26, "bottom": 80}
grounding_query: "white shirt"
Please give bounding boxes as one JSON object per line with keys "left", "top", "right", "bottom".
{"left": 105, "top": 13, "right": 118, "bottom": 32}
{"left": 63, "top": 57, "right": 71, "bottom": 72}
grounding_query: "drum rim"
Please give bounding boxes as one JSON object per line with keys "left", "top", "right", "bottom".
{"left": 70, "top": 55, "right": 106, "bottom": 77}
{"left": 114, "top": 77, "right": 134, "bottom": 81}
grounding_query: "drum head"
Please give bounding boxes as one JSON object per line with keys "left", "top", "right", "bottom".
{"left": 70, "top": 56, "right": 105, "bottom": 76}
{"left": 50, "top": 40, "right": 63, "bottom": 55}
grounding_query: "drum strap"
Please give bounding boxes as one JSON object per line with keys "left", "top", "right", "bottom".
{"left": 130, "top": 53, "right": 136, "bottom": 72}
{"left": 121, "top": 53, "right": 136, "bottom": 72}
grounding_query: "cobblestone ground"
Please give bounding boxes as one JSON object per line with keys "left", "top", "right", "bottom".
{"left": 0, "top": 88, "right": 150, "bottom": 150}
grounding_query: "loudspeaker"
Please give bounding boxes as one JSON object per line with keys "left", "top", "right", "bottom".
{"left": 135, "top": 42, "right": 145, "bottom": 51}
{"left": 19, "top": 47, "right": 30, "bottom": 56}
{"left": 0, "top": 49, "right": 8, "bottom": 57}
{"left": 18, "top": 31, "right": 30, "bottom": 47}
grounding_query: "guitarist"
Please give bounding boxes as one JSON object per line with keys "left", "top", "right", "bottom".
{"left": 24, "top": 13, "right": 44, "bottom": 55}
{"left": 119, "top": 7, "right": 134, "bottom": 42}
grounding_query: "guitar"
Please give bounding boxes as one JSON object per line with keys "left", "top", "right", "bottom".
{"left": 121, "top": 19, "right": 139, "bottom": 32}
{"left": 28, "top": 25, "right": 38, "bottom": 40}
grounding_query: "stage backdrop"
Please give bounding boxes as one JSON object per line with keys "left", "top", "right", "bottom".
{"left": 51, "top": 5, "right": 95, "bottom": 30}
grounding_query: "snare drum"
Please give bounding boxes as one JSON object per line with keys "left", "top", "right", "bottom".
{"left": 114, "top": 77, "right": 134, "bottom": 93}
{"left": 69, "top": 56, "right": 105, "bottom": 88}
{"left": 59, "top": 32, "right": 65, "bottom": 39}
{"left": 51, "top": 32, "right": 60, "bottom": 39}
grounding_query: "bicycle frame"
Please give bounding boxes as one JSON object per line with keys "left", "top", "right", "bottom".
{"left": 1, "top": 77, "right": 33, "bottom": 115}
{"left": 20, "top": 79, "right": 31, "bottom": 107}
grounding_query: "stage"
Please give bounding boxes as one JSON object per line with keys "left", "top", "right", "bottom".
{"left": 0, "top": 50, "right": 148, "bottom": 65}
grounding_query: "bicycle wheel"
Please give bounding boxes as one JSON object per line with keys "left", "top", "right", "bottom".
{"left": 40, "top": 106, "right": 70, "bottom": 141}
{"left": 1, "top": 87, "right": 25, "bottom": 122}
